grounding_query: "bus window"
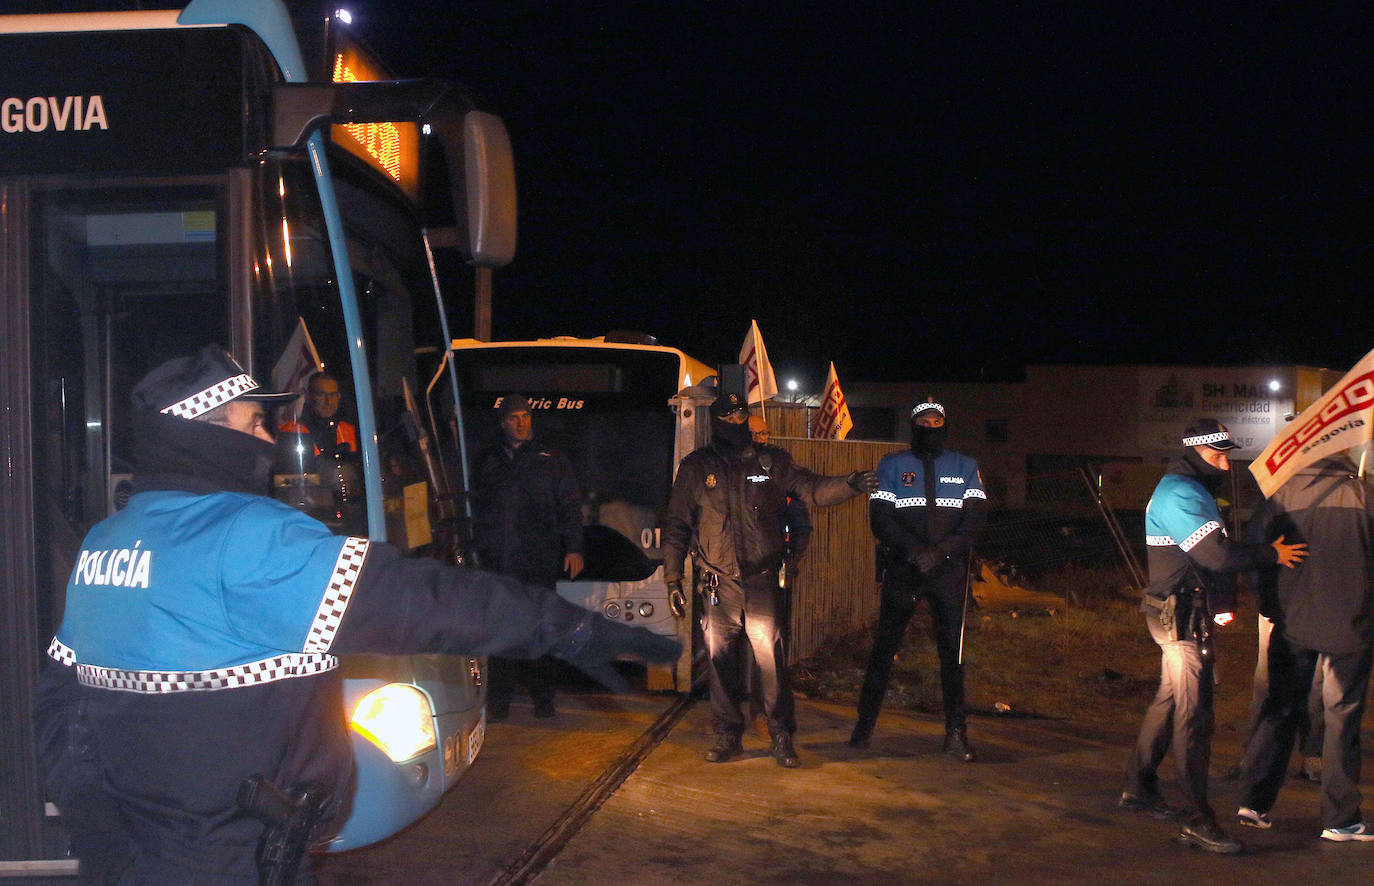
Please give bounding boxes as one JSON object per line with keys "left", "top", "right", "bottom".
{"left": 29, "top": 185, "right": 229, "bottom": 629}
{"left": 250, "top": 159, "right": 369, "bottom": 536}
{"left": 250, "top": 155, "right": 449, "bottom": 550}
{"left": 453, "top": 347, "right": 683, "bottom": 581}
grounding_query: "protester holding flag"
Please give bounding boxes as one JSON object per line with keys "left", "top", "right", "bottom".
{"left": 1122, "top": 418, "right": 1307, "bottom": 855}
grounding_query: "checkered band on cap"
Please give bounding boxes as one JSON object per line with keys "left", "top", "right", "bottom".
{"left": 160, "top": 373, "right": 260, "bottom": 419}
{"left": 1182, "top": 431, "right": 1231, "bottom": 447}
{"left": 910, "top": 400, "right": 945, "bottom": 418}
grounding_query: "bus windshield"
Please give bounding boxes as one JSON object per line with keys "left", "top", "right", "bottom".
{"left": 450, "top": 345, "right": 684, "bottom": 581}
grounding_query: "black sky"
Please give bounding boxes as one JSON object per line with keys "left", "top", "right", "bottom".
{"left": 24, "top": 1, "right": 1374, "bottom": 389}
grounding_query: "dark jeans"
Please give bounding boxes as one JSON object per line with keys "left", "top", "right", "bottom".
{"left": 1124, "top": 612, "right": 1215, "bottom": 821}
{"left": 488, "top": 656, "right": 556, "bottom": 710}
{"left": 854, "top": 561, "right": 969, "bottom": 737}
{"left": 1245, "top": 614, "right": 1324, "bottom": 757}
{"left": 1239, "top": 632, "right": 1373, "bottom": 828}
{"left": 704, "top": 571, "right": 794, "bottom": 738}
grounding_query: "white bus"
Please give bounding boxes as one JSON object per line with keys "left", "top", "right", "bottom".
{"left": 448, "top": 335, "right": 719, "bottom": 690}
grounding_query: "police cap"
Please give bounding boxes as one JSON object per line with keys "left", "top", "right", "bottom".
{"left": 1181, "top": 418, "right": 1239, "bottom": 451}
{"left": 132, "top": 345, "right": 295, "bottom": 420}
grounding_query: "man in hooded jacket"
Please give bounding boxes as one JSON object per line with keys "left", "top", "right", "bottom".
{"left": 849, "top": 397, "right": 987, "bottom": 761}
{"left": 32, "top": 346, "right": 678, "bottom": 885}
{"left": 662, "top": 390, "right": 876, "bottom": 768}
{"left": 1237, "top": 454, "right": 1374, "bottom": 841}
{"left": 1121, "top": 418, "right": 1305, "bottom": 855}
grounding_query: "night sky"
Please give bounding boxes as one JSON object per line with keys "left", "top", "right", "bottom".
{"left": 22, "top": 2, "right": 1374, "bottom": 390}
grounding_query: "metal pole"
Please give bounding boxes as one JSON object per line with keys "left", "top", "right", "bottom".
{"left": 957, "top": 549, "right": 972, "bottom": 665}
{"left": 1078, "top": 465, "right": 1146, "bottom": 589}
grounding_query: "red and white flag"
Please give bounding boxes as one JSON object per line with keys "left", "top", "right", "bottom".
{"left": 739, "top": 319, "right": 778, "bottom": 404}
{"left": 812, "top": 362, "right": 854, "bottom": 440}
{"left": 1250, "top": 346, "right": 1374, "bottom": 497}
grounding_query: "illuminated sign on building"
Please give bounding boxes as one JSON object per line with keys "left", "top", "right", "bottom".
{"left": 329, "top": 36, "right": 420, "bottom": 201}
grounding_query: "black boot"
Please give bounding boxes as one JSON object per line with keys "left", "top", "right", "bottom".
{"left": 943, "top": 727, "right": 976, "bottom": 762}
{"left": 772, "top": 734, "right": 801, "bottom": 768}
{"left": 704, "top": 733, "right": 743, "bottom": 763}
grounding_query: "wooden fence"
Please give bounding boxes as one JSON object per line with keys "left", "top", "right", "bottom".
{"left": 771, "top": 435, "right": 905, "bottom": 662}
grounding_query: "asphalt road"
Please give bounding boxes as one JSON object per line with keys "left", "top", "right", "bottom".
{"left": 314, "top": 690, "right": 1374, "bottom": 886}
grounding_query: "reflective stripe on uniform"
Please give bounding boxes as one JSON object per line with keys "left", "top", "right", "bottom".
{"left": 74, "top": 652, "right": 337, "bottom": 693}
{"left": 304, "top": 536, "right": 369, "bottom": 653}
{"left": 1147, "top": 521, "right": 1221, "bottom": 551}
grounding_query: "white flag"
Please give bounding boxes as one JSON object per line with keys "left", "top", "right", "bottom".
{"left": 739, "top": 320, "right": 778, "bottom": 404}
{"left": 1250, "top": 346, "right": 1374, "bottom": 497}
{"left": 270, "top": 318, "right": 325, "bottom": 415}
{"left": 812, "top": 362, "right": 854, "bottom": 440}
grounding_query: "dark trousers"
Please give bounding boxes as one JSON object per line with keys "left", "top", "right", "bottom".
{"left": 487, "top": 656, "right": 556, "bottom": 710}
{"left": 1245, "top": 614, "right": 1324, "bottom": 757}
{"left": 854, "top": 562, "right": 968, "bottom": 737}
{"left": 1124, "top": 613, "right": 1215, "bottom": 820}
{"left": 704, "top": 571, "right": 794, "bottom": 738}
{"left": 1239, "top": 632, "right": 1373, "bottom": 828}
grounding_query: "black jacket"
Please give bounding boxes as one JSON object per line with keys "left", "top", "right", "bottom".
{"left": 662, "top": 438, "right": 857, "bottom": 583}
{"left": 472, "top": 439, "right": 584, "bottom": 587}
{"left": 1250, "top": 456, "right": 1374, "bottom": 654}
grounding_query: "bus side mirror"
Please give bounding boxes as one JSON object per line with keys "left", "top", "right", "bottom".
{"left": 433, "top": 110, "right": 517, "bottom": 268}
{"left": 271, "top": 81, "right": 517, "bottom": 268}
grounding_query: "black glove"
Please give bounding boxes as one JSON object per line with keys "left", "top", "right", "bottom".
{"left": 667, "top": 580, "right": 687, "bottom": 619}
{"left": 907, "top": 546, "right": 943, "bottom": 575}
{"left": 554, "top": 613, "right": 682, "bottom": 692}
{"left": 847, "top": 470, "right": 879, "bottom": 493}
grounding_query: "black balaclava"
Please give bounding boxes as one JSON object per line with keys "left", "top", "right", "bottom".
{"left": 132, "top": 410, "right": 278, "bottom": 496}
{"left": 713, "top": 417, "right": 754, "bottom": 452}
{"left": 1182, "top": 446, "right": 1227, "bottom": 494}
{"left": 910, "top": 404, "right": 947, "bottom": 455}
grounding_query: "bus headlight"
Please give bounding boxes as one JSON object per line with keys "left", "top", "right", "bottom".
{"left": 350, "top": 683, "right": 437, "bottom": 762}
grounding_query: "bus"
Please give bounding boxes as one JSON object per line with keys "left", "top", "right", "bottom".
{"left": 448, "top": 335, "right": 718, "bottom": 691}
{"left": 0, "top": 0, "right": 515, "bottom": 867}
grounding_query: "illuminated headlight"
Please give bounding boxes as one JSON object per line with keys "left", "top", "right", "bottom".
{"left": 638, "top": 602, "right": 654, "bottom": 618}
{"left": 350, "top": 683, "right": 436, "bottom": 762}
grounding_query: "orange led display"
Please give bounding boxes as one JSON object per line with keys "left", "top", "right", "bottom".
{"left": 330, "top": 38, "right": 421, "bottom": 201}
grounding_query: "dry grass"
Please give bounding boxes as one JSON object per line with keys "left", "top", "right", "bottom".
{"left": 793, "top": 567, "right": 1263, "bottom": 731}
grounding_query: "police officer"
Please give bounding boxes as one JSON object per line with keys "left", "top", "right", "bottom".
{"left": 473, "top": 394, "right": 586, "bottom": 720}
{"left": 32, "top": 346, "right": 678, "bottom": 884}
{"left": 662, "top": 390, "right": 876, "bottom": 768}
{"left": 1121, "top": 418, "right": 1305, "bottom": 854}
{"left": 849, "top": 397, "right": 987, "bottom": 760}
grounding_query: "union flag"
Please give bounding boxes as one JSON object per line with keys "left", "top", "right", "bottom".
{"left": 812, "top": 362, "right": 854, "bottom": 440}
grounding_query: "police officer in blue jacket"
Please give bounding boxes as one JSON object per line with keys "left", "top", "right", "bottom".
{"left": 31, "top": 346, "right": 679, "bottom": 885}
{"left": 1121, "top": 418, "right": 1305, "bottom": 855}
{"left": 849, "top": 397, "right": 987, "bottom": 760}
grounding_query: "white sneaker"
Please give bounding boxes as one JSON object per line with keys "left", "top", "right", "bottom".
{"left": 1321, "top": 822, "right": 1374, "bottom": 842}
{"left": 1237, "top": 807, "right": 1273, "bottom": 830}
